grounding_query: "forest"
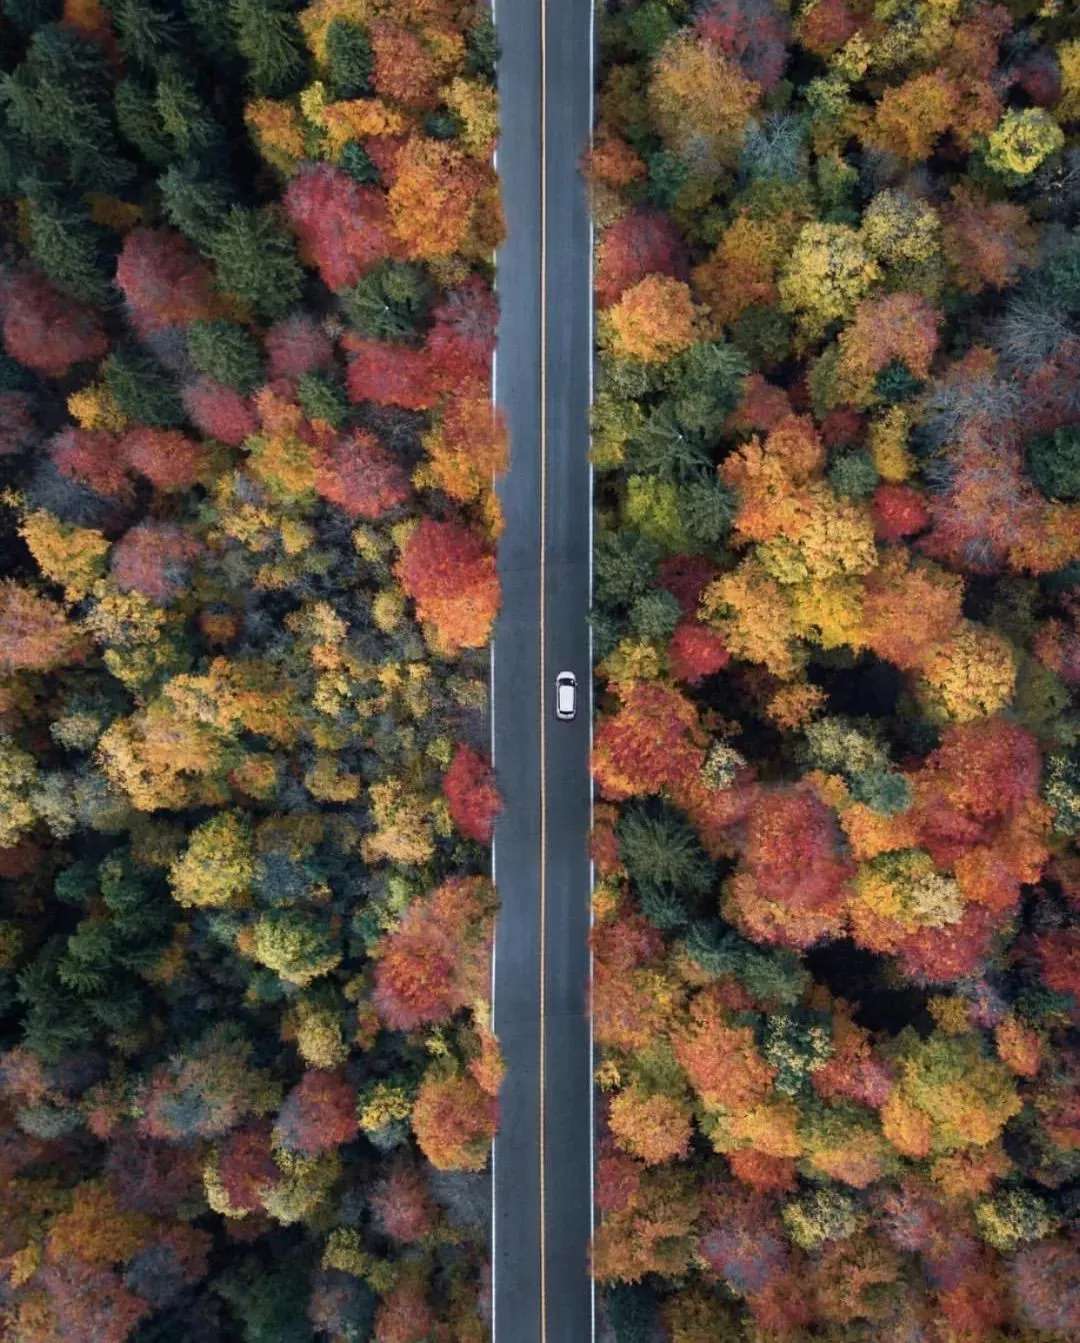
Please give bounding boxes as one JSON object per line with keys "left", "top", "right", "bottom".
{"left": 588, "top": 0, "right": 1080, "bottom": 1339}
{"left": 0, "top": 0, "right": 505, "bottom": 1339}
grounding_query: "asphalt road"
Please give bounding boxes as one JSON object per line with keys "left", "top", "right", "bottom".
{"left": 490, "top": 0, "right": 594, "bottom": 1338}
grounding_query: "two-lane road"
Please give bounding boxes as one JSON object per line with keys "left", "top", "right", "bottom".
{"left": 490, "top": 0, "right": 594, "bottom": 1338}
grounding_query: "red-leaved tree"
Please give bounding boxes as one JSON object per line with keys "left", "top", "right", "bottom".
{"left": 410, "top": 1071, "right": 498, "bottom": 1171}
{"left": 216, "top": 1121, "right": 280, "bottom": 1215}
{"left": 369, "top": 1156, "right": 437, "bottom": 1243}
{"left": 373, "top": 876, "right": 496, "bottom": 1030}
{"left": 115, "top": 227, "right": 219, "bottom": 334}
{"left": 0, "top": 581, "right": 85, "bottom": 673}
{"left": 274, "top": 1070, "right": 357, "bottom": 1156}
{"left": 265, "top": 315, "right": 334, "bottom": 379}
{"left": 667, "top": 620, "right": 731, "bottom": 684}
{"left": 345, "top": 337, "right": 438, "bottom": 411}
{"left": 110, "top": 522, "right": 202, "bottom": 605}
{"left": 871, "top": 482, "right": 931, "bottom": 543}
{"left": 373, "top": 1272, "right": 440, "bottom": 1343}
{"left": 595, "top": 211, "right": 689, "bottom": 308}
{"left": 394, "top": 517, "right": 499, "bottom": 652}
{"left": 284, "top": 165, "right": 396, "bottom": 292}
{"left": 592, "top": 679, "right": 706, "bottom": 800}
{"left": 441, "top": 744, "right": 501, "bottom": 843}
{"left": 0, "top": 391, "right": 35, "bottom": 457}
{"left": 314, "top": 429, "right": 410, "bottom": 519}
{"left": 121, "top": 427, "right": 208, "bottom": 492}
{"left": 725, "top": 786, "right": 853, "bottom": 948}
{"left": 695, "top": 0, "right": 790, "bottom": 93}
{"left": 426, "top": 276, "right": 499, "bottom": 391}
{"left": 2, "top": 267, "right": 108, "bottom": 377}
{"left": 181, "top": 376, "right": 258, "bottom": 446}
{"left": 50, "top": 427, "right": 131, "bottom": 499}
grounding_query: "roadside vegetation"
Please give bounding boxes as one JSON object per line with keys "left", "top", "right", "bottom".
{"left": 588, "top": 0, "right": 1080, "bottom": 1337}
{"left": 0, "top": 1, "right": 504, "bottom": 1339}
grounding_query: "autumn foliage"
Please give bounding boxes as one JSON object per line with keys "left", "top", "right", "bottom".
{"left": 373, "top": 876, "right": 496, "bottom": 1031}
{"left": 315, "top": 428, "right": 410, "bottom": 519}
{"left": 411, "top": 1072, "right": 498, "bottom": 1172}
{"left": 0, "top": 0, "right": 503, "bottom": 1334}
{"left": 441, "top": 745, "right": 501, "bottom": 844}
{"left": 284, "top": 164, "right": 396, "bottom": 291}
{"left": 590, "top": 0, "right": 1080, "bottom": 1334}
{"left": 2, "top": 268, "right": 108, "bottom": 377}
{"left": 394, "top": 517, "right": 499, "bottom": 652}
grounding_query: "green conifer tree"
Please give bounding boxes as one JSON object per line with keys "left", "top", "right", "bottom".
{"left": 104, "top": 345, "right": 185, "bottom": 427}
{"left": 229, "top": 0, "right": 306, "bottom": 98}
{"left": 114, "top": 77, "right": 174, "bottom": 166}
{"left": 341, "top": 262, "right": 432, "bottom": 341}
{"left": 2, "top": 23, "right": 135, "bottom": 188}
{"left": 24, "top": 184, "right": 114, "bottom": 306}
{"left": 187, "top": 320, "right": 264, "bottom": 393}
{"left": 324, "top": 18, "right": 373, "bottom": 99}
{"left": 158, "top": 160, "right": 231, "bottom": 249}
{"left": 208, "top": 205, "right": 305, "bottom": 320}
{"left": 108, "top": 0, "right": 181, "bottom": 71}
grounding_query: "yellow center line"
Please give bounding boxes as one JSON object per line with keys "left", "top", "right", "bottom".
{"left": 538, "top": 0, "right": 548, "bottom": 1335}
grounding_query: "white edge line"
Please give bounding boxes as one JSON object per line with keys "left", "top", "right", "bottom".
{"left": 587, "top": 0, "right": 597, "bottom": 1338}
{"left": 489, "top": 0, "right": 499, "bottom": 1331}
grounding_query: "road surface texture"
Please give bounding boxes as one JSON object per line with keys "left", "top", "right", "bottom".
{"left": 490, "top": 0, "right": 594, "bottom": 1338}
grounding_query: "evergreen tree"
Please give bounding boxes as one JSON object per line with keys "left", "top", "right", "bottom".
{"left": 627, "top": 0, "right": 677, "bottom": 57}
{"left": 215, "top": 1253, "right": 316, "bottom": 1343}
{"left": 229, "top": 0, "right": 306, "bottom": 98}
{"left": 731, "top": 304, "right": 792, "bottom": 370}
{"left": 680, "top": 474, "right": 735, "bottom": 549}
{"left": 208, "top": 206, "right": 305, "bottom": 320}
{"left": 108, "top": 0, "right": 182, "bottom": 72}
{"left": 339, "top": 140, "right": 379, "bottom": 185}
{"left": 874, "top": 358, "right": 924, "bottom": 404}
{"left": 104, "top": 345, "right": 186, "bottom": 426}
{"left": 341, "top": 262, "right": 432, "bottom": 342}
{"left": 424, "top": 108, "right": 460, "bottom": 141}
{"left": 0, "top": 105, "right": 34, "bottom": 193}
{"left": 297, "top": 372, "right": 348, "bottom": 427}
{"left": 629, "top": 403, "right": 713, "bottom": 478}
{"left": 669, "top": 340, "right": 748, "bottom": 438}
{"left": 827, "top": 450, "right": 879, "bottom": 500}
{"left": 114, "top": 77, "right": 174, "bottom": 167}
{"left": 324, "top": 18, "right": 373, "bottom": 99}
{"left": 683, "top": 921, "right": 810, "bottom": 1005}
{"left": 1027, "top": 425, "right": 1080, "bottom": 501}
{"left": 154, "top": 58, "right": 222, "bottom": 159}
{"left": 604, "top": 1283, "right": 658, "bottom": 1343}
{"left": 1, "top": 23, "right": 135, "bottom": 189}
{"left": 646, "top": 148, "right": 689, "bottom": 209}
{"left": 616, "top": 798, "right": 714, "bottom": 926}
{"left": 186, "top": 320, "right": 264, "bottom": 393}
{"left": 16, "top": 939, "right": 96, "bottom": 1062}
{"left": 594, "top": 529, "right": 662, "bottom": 610}
{"left": 628, "top": 587, "right": 681, "bottom": 641}
{"left": 2, "top": 0, "right": 63, "bottom": 39}
{"left": 25, "top": 183, "right": 115, "bottom": 306}
{"left": 158, "top": 160, "right": 231, "bottom": 249}
{"left": 465, "top": 9, "right": 500, "bottom": 81}
{"left": 181, "top": 0, "right": 240, "bottom": 67}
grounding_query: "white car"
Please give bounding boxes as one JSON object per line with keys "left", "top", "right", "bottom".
{"left": 555, "top": 671, "right": 577, "bottom": 721}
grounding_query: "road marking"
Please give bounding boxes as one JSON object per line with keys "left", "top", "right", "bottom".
{"left": 489, "top": 0, "right": 499, "bottom": 1332}
{"left": 586, "top": 0, "right": 597, "bottom": 1334}
{"left": 538, "top": 0, "right": 549, "bottom": 1332}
